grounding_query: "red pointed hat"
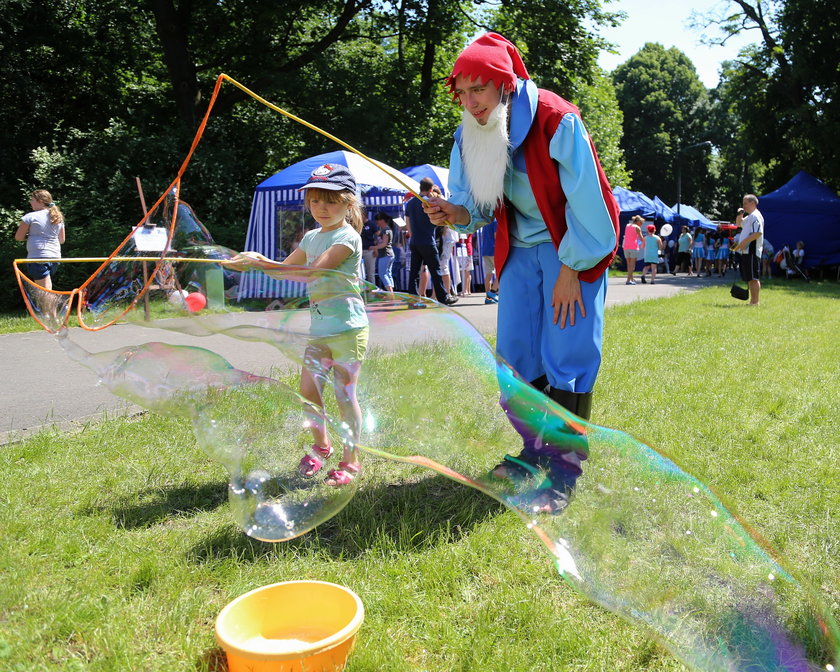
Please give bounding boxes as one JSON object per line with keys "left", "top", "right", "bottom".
{"left": 447, "top": 32, "right": 529, "bottom": 100}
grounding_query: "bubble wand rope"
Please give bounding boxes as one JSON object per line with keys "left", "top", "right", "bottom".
{"left": 220, "top": 74, "right": 451, "bottom": 225}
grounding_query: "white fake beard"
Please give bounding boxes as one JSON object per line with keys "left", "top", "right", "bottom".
{"left": 460, "top": 101, "right": 510, "bottom": 212}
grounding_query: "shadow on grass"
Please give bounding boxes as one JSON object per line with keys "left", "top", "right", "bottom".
{"left": 84, "top": 480, "right": 229, "bottom": 529}
{"left": 760, "top": 278, "right": 840, "bottom": 299}
{"left": 711, "top": 279, "right": 840, "bottom": 307}
{"left": 186, "top": 473, "right": 506, "bottom": 564}
{"left": 196, "top": 646, "right": 228, "bottom": 672}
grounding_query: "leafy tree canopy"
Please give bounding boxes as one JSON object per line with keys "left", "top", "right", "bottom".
{"left": 612, "top": 43, "right": 713, "bottom": 207}
{"left": 1, "top": 0, "right": 624, "bottom": 310}
{"left": 697, "top": 0, "right": 840, "bottom": 193}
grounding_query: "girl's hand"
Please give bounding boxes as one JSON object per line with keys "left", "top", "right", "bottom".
{"left": 223, "top": 251, "right": 270, "bottom": 270}
{"left": 551, "top": 265, "right": 585, "bottom": 328}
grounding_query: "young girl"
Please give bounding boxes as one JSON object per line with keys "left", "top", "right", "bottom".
{"left": 716, "top": 235, "right": 730, "bottom": 276}
{"left": 229, "top": 164, "right": 368, "bottom": 486}
{"left": 692, "top": 229, "right": 706, "bottom": 276}
{"left": 705, "top": 234, "right": 716, "bottom": 276}
{"left": 456, "top": 232, "right": 473, "bottom": 296}
{"left": 640, "top": 223, "right": 663, "bottom": 284}
{"left": 15, "top": 189, "right": 66, "bottom": 290}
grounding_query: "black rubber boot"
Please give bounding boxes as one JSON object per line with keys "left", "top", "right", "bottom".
{"left": 547, "top": 388, "right": 592, "bottom": 421}
{"left": 491, "top": 385, "right": 593, "bottom": 513}
{"left": 542, "top": 388, "right": 591, "bottom": 487}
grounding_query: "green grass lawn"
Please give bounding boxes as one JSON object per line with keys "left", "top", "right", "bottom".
{"left": 1, "top": 281, "right": 838, "bottom": 671}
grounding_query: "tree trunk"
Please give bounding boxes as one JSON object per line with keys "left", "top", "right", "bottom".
{"left": 147, "top": 0, "right": 200, "bottom": 127}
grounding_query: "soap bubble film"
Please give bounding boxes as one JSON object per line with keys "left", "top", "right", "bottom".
{"left": 59, "top": 332, "right": 358, "bottom": 542}
{"left": 12, "top": 66, "right": 837, "bottom": 668}
{"left": 50, "top": 253, "right": 837, "bottom": 672}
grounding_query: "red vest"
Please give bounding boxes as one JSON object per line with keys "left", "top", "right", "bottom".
{"left": 493, "top": 89, "right": 620, "bottom": 282}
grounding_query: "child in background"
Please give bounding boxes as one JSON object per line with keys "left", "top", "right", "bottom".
{"left": 457, "top": 232, "right": 473, "bottom": 296}
{"left": 373, "top": 211, "right": 396, "bottom": 300}
{"left": 705, "top": 234, "right": 716, "bottom": 276}
{"left": 440, "top": 223, "right": 459, "bottom": 297}
{"left": 228, "top": 164, "right": 368, "bottom": 486}
{"left": 640, "top": 223, "right": 663, "bottom": 284}
{"left": 792, "top": 240, "right": 806, "bottom": 271}
{"left": 716, "top": 235, "right": 730, "bottom": 276}
{"left": 692, "top": 229, "right": 706, "bottom": 276}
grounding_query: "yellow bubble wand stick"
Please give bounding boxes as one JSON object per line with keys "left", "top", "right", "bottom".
{"left": 219, "top": 74, "right": 451, "bottom": 224}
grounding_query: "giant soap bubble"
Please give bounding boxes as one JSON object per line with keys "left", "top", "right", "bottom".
{"left": 12, "top": 72, "right": 838, "bottom": 670}
{"left": 46, "top": 253, "right": 838, "bottom": 672}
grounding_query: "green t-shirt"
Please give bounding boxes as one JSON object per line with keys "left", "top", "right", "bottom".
{"left": 299, "top": 224, "right": 368, "bottom": 336}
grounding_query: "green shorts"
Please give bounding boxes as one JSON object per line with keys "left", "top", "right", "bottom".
{"left": 307, "top": 326, "right": 369, "bottom": 364}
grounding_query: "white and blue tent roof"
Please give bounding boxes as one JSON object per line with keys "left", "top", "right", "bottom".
{"left": 240, "top": 151, "right": 420, "bottom": 299}
{"left": 252, "top": 150, "right": 420, "bottom": 205}
{"left": 401, "top": 164, "right": 450, "bottom": 197}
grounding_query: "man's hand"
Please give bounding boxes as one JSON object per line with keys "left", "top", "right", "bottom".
{"left": 422, "top": 196, "right": 470, "bottom": 227}
{"left": 551, "top": 265, "right": 585, "bottom": 328}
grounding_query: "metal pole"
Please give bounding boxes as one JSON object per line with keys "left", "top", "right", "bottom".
{"left": 676, "top": 160, "right": 681, "bottom": 215}
{"left": 676, "top": 141, "right": 711, "bottom": 217}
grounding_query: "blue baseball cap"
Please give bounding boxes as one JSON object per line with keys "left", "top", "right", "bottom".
{"left": 298, "top": 164, "right": 356, "bottom": 192}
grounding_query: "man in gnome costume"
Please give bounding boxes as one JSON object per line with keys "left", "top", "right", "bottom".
{"left": 424, "top": 33, "right": 619, "bottom": 513}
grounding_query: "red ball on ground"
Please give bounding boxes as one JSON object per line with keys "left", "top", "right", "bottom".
{"left": 184, "top": 292, "right": 207, "bottom": 312}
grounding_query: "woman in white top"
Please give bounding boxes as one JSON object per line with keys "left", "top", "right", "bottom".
{"left": 15, "top": 189, "right": 65, "bottom": 290}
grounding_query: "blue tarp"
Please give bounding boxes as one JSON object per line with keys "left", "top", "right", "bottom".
{"left": 612, "top": 186, "right": 656, "bottom": 220}
{"left": 759, "top": 171, "right": 840, "bottom": 267}
{"left": 671, "top": 203, "right": 716, "bottom": 230}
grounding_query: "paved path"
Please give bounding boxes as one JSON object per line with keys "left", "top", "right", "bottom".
{"left": 0, "top": 272, "right": 728, "bottom": 444}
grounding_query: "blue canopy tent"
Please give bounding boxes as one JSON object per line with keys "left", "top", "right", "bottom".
{"left": 240, "top": 150, "right": 419, "bottom": 299}
{"left": 759, "top": 171, "right": 840, "bottom": 269}
{"left": 612, "top": 186, "right": 656, "bottom": 221}
{"left": 671, "top": 203, "right": 716, "bottom": 230}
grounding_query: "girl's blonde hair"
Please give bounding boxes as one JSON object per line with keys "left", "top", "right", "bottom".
{"left": 303, "top": 187, "right": 363, "bottom": 233}
{"left": 31, "top": 189, "right": 64, "bottom": 227}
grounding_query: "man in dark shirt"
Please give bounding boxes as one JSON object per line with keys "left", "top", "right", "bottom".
{"left": 360, "top": 215, "right": 378, "bottom": 285}
{"left": 405, "top": 177, "right": 458, "bottom": 306}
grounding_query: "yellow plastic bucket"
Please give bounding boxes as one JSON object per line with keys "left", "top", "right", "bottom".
{"left": 215, "top": 580, "right": 364, "bottom": 672}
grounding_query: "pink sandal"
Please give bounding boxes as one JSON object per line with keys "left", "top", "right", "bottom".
{"left": 298, "top": 444, "right": 333, "bottom": 477}
{"left": 324, "top": 461, "right": 360, "bottom": 487}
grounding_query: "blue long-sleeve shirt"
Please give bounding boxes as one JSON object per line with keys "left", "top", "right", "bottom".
{"left": 448, "top": 79, "right": 616, "bottom": 272}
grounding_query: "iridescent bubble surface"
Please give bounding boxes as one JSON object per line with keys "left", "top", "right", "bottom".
{"left": 59, "top": 333, "right": 358, "bottom": 542}
{"left": 47, "top": 249, "right": 839, "bottom": 671}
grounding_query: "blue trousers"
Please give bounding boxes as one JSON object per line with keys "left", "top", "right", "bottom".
{"left": 377, "top": 255, "right": 394, "bottom": 289}
{"left": 497, "top": 243, "right": 607, "bottom": 394}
